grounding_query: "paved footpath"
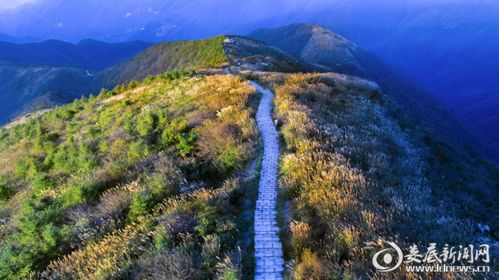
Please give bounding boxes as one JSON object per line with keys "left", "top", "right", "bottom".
{"left": 250, "top": 81, "right": 285, "bottom": 280}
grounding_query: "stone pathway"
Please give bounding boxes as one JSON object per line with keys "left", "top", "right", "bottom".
{"left": 250, "top": 81, "right": 285, "bottom": 280}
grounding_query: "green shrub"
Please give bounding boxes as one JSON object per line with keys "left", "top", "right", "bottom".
{"left": 128, "top": 80, "right": 139, "bottom": 90}
{"left": 98, "top": 140, "right": 109, "bottom": 153}
{"left": 59, "top": 183, "right": 85, "bottom": 207}
{"left": 14, "top": 156, "right": 41, "bottom": 179}
{"left": 147, "top": 173, "right": 178, "bottom": 198}
{"left": 77, "top": 144, "right": 97, "bottom": 172}
{"left": 31, "top": 173, "right": 55, "bottom": 192}
{"left": 137, "top": 110, "right": 159, "bottom": 137}
{"left": 193, "top": 201, "right": 217, "bottom": 236}
{"left": 176, "top": 132, "right": 196, "bottom": 157}
{"left": 129, "top": 172, "right": 180, "bottom": 222}
{"left": 160, "top": 119, "right": 189, "bottom": 147}
{"left": 127, "top": 140, "right": 149, "bottom": 163}
{"left": 220, "top": 145, "right": 243, "bottom": 171}
{"left": 128, "top": 191, "right": 151, "bottom": 221}
{"left": 0, "top": 176, "right": 12, "bottom": 200}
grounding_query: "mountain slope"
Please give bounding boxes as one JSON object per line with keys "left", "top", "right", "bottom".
{"left": 95, "top": 35, "right": 305, "bottom": 90}
{"left": 0, "top": 35, "right": 308, "bottom": 126}
{"left": 249, "top": 24, "right": 365, "bottom": 75}
{"left": 94, "top": 35, "right": 229, "bottom": 89}
{"left": 248, "top": 23, "right": 499, "bottom": 163}
{"left": 0, "top": 72, "right": 259, "bottom": 278}
{"left": 259, "top": 72, "right": 498, "bottom": 279}
{"left": 0, "top": 61, "right": 92, "bottom": 124}
{"left": 0, "top": 39, "right": 152, "bottom": 125}
{"left": 0, "top": 33, "right": 31, "bottom": 44}
{"left": 224, "top": 36, "right": 305, "bottom": 73}
{"left": 0, "top": 39, "right": 152, "bottom": 70}
{"left": 0, "top": 37, "right": 227, "bottom": 125}
{"left": 1, "top": 67, "right": 497, "bottom": 279}
{"left": 346, "top": 13, "right": 499, "bottom": 149}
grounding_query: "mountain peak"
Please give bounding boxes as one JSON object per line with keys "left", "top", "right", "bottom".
{"left": 248, "top": 23, "right": 363, "bottom": 75}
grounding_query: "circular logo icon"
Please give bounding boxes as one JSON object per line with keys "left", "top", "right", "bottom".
{"left": 372, "top": 241, "right": 403, "bottom": 272}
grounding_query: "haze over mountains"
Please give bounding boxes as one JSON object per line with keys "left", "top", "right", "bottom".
{"left": 0, "top": 39, "right": 151, "bottom": 70}
{"left": 0, "top": 35, "right": 302, "bottom": 125}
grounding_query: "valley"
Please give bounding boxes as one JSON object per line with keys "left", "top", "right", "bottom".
{"left": 0, "top": 39, "right": 152, "bottom": 125}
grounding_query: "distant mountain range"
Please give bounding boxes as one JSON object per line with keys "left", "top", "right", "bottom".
{"left": 1, "top": 23, "right": 498, "bottom": 163}
{"left": 356, "top": 22, "right": 499, "bottom": 147}
{"left": 0, "top": 32, "right": 30, "bottom": 43}
{"left": 0, "top": 39, "right": 152, "bottom": 124}
{"left": 0, "top": 61, "right": 92, "bottom": 123}
{"left": 0, "top": 39, "right": 152, "bottom": 70}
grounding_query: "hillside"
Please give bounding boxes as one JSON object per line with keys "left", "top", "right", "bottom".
{"left": 246, "top": 72, "right": 498, "bottom": 279}
{"left": 94, "top": 35, "right": 305, "bottom": 90}
{"left": 1, "top": 70, "right": 497, "bottom": 279}
{"left": 94, "top": 36, "right": 229, "bottom": 89}
{"left": 368, "top": 29, "right": 499, "bottom": 142}
{"left": 1, "top": 35, "right": 308, "bottom": 126}
{"left": 352, "top": 14, "right": 499, "bottom": 150}
{"left": 0, "top": 72, "right": 260, "bottom": 279}
{"left": 0, "top": 39, "right": 152, "bottom": 70}
{"left": 0, "top": 33, "right": 29, "bottom": 44}
{"left": 248, "top": 23, "right": 499, "bottom": 163}
{"left": 1, "top": 0, "right": 498, "bottom": 149}
{"left": 223, "top": 36, "right": 305, "bottom": 73}
{"left": 0, "top": 37, "right": 227, "bottom": 125}
{"left": 0, "top": 62, "right": 92, "bottom": 125}
{"left": 0, "top": 39, "right": 151, "bottom": 125}
{"left": 249, "top": 24, "right": 365, "bottom": 76}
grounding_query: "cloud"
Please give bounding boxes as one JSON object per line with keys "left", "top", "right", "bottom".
{"left": 0, "top": 0, "right": 37, "bottom": 9}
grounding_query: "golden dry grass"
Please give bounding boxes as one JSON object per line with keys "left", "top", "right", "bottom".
{"left": 259, "top": 72, "right": 479, "bottom": 280}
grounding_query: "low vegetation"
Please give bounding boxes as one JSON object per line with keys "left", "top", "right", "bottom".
{"left": 255, "top": 72, "right": 498, "bottom": 279}
{"left": 98, "top": 36, "right": 229, "bottom": 89}
{"left": 0, "top": 72, "right": 258, "bottom": 279}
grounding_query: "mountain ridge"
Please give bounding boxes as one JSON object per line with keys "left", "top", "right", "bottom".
{"left": 2, "top": 24, "right": 498, "bottom": 163}
{"left": 0, "top": 34, "right": 309, "bottom": 126}
{"left": 248, "top": 23, "right": 499, "bottom": 163}
{"left": 0, "top": 39, "right": 152, "bottom": 70}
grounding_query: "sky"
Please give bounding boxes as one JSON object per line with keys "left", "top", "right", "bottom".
{"left": 0, "top": 0, "right": 35, "bottom": 9}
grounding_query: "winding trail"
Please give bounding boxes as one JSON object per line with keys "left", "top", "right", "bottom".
{"left": 251, "top": 81, "right": 285, "bottom": 280}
